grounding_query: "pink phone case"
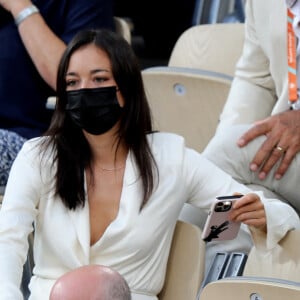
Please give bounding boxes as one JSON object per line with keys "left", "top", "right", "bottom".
{"left": 202, "top": 195, "right": 242, "bottom": 242}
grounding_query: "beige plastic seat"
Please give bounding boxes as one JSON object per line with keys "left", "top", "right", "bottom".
{"left": 168, "top": 23, "right": 245, "bottom": 77}
{"left": 159, "top": 220, "right": 205, "bottom": 300}
{"left": 142, "top": 66, "right": 232, "bottom": 153}
{"left": 199, "top": 276, "right": 300, "bottom": 300}
{"left": 199, "top": 230, "right": 300, "bottom": 300}
{"left": 142, "top": 23, "right": 245, "bottom": 153}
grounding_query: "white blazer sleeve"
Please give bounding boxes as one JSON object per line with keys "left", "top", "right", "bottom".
{"left": 250, "top": 191, "right": 300, "bottom": 250}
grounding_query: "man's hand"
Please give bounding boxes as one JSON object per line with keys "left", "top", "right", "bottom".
{"left": 237, "top": 110, "right": 300, "bottom": 180}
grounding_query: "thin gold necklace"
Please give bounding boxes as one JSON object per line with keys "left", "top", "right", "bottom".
{"left": 99, "top": 165, "right": 125, "bottom": 172}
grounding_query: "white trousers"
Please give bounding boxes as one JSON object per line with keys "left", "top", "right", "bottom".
{"left": 203, "top": 124, "right": 300, "bottom": 213}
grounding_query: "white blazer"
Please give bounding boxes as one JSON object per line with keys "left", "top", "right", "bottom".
{"left": 0, "top": 132, "right": 298, "bottom": 300}
{"left": 218, "top": 0, "right": 290, "bottom": 129}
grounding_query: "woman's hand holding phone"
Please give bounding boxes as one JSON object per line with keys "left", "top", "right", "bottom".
{"left": 202, "top": 193, "right": 267, "bottom": 242}
{"left": 202, "top": 195, "right": 243, "bottom": 242}
{"left": 229, "top": 193, "right": 267, "bottom": 232}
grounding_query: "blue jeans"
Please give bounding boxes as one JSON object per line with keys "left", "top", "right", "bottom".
{"left": 0, "top": 129, "right": 27, "bottom": 186}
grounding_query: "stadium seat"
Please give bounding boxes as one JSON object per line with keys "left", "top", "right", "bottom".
{"left": 168, "top": 22, "right": 245, "bottom": 77}
{"left": 159, "top": 220, "right": 205, "bottom": 300}
{"left": 142, "top": 66, "right": 232, "bottom": 153}
{"left": 199, "top": 276, "right": 300, "bottom": 300}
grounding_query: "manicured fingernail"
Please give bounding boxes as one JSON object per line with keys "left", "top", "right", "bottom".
{"left": 275, "top": 174, "right": 282, "bottom": 180}
{"left": 258, "top": 172, "right": 266, "bottom": 180}
{"left": 250, "top": 163, "right": 258, "bottom": 171}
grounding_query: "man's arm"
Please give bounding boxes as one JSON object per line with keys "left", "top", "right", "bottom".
{"left": 0, "top": 0, "right": 114, "bottom": 90}
{"left": 218, "top": 0, "right": 277, "bottom": 129}
{"left": 1, "top": 0, "right": 66, "bottom": 89}
{"left": 217, "top": 0, "right": 300, "bottom": 180}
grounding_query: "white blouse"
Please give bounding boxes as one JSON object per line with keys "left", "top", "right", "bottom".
{"left": 0, "top": 132, "right": 299, "bottom": 300}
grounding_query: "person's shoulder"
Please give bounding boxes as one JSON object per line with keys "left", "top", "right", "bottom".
{"left": 21, "top": 136, "right": 47, "bottom": 150}
{"left": 147, "top": 132, "right": 204, "bottom": 172}
{"left": 147, "top": 132, "right": 188, "bottom": 162}
{"left": 19, "top": 136, "right": 54, "bottom": 161}
{"left": 148, "top": 132, "right": 186, "bottom": 147}
{"left": 20, "top": 136, "right": 43, "bottom": 152}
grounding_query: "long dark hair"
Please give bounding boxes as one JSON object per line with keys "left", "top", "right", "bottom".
{"left": 41, "top": 29, "right": 157, "bottom": 210}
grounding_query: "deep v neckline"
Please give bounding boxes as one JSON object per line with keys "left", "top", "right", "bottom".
{"left": 88, "top": 150, "right": 136, "bottom": 248}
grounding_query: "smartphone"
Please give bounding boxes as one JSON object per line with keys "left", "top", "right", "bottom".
{"left": 201, "top": 195, "right": 243, "bottom": 242}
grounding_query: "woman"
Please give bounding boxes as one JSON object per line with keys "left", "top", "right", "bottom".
{"left": 0, "top": 29, "right": 298, "bottom": 300}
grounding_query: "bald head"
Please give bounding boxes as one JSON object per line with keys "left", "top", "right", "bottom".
{"left": 50, "top": 265, "right": 131, "bottom": 300}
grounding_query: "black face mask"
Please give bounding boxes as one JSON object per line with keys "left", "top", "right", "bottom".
{"left": 66, "top": 86, "right": 123, "bottom": 135}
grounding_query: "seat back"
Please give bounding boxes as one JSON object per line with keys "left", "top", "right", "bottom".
{"left": 199, "top": 276, "right": 300, "bottom": 300}
{"left": 193, "top": 0, "right": 238, "bottom": 25}
{"left": 142, "top": 66, "right": 232, "bottom": 152}
{"left": 114, "top": 16, "right": 131, "bottom": 44}
{"left": 168, "top": 23, "right": 245, "bottom": 77}
{"left": 159, "top": 220, "right": 205, "bottom": 300}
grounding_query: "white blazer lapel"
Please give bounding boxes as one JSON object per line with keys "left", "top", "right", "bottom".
{"left": 67, "top": 200, "right": 91, "bottom": 262}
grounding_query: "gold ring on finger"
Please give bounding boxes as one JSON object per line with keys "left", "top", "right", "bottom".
{"left": 275, "top": 145, "right": 284, "bottom": 153}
